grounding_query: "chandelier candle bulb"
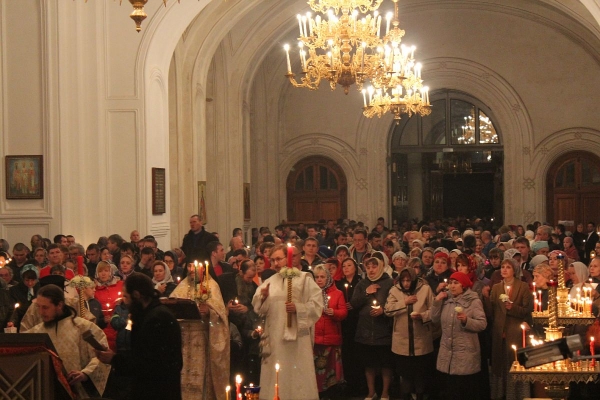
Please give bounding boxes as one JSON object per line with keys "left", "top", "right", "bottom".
{"left": 297, "top": 14, "right": 303, "bottom": 36}
{"left": 284, "top": 44, "right": 291, "bottom": 73}
{"left": 362, "top": 89, "right": 367, "bottom": 107}
{"left": 302, "top": 16, "right": 308, "bottom": 38}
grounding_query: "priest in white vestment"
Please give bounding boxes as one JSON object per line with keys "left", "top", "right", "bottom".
{"left": 252, "top": 244, "right": 323, "bottom": 400}
{"left": 26, "top": 284, "right": 110, "bottom": 398}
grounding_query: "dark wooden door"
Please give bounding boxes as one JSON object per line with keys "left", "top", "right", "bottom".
{"left": 286, "top": 156, "right": 347, "bottom": 223}
{"left": 547, "top": 151, "right": 600, "bottom": 226}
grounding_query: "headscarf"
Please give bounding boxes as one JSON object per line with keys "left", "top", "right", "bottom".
{"left": 530, "top": 255, "right": 549, "bottom": 268}
{"left": 313, "top": 264, "right": 333, "bottom": 307}
{"left": 532, "top": 241, "right": 549, "bottom": 253}
{"left": 152, "top": 261, "right": 174, "bottom": 287}
{"left": 95, "top": 261, "right": 117, "bottom": 286}
{"left": 570, "top": 262, "right": 589, "bottom": 285}
{"left": 397, "top": 266, "right": 418, "bottom": 294}
{"left": 20, "top": 264, "right": 39, "bottom": 279}
{"left": 392, "top": 251, "right": 408, "bottom": 262}
{"left": 365, "top": 257, "right": 385, "bottom": 282}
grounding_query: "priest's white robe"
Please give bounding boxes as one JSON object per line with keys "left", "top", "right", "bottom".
{"left": 27, "top": 315, "right": 110, "bottom": 398}
{"left": 252, "top": 270, "right": 323, "bottom": 400}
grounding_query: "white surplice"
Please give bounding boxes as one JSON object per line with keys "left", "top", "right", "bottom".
{"left": 252, "top": 270, "right": 323, "bottom": 400}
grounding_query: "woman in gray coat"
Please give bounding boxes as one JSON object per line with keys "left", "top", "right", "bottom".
{"left": 431, "top": 271, "right": 487, "bottom": 400}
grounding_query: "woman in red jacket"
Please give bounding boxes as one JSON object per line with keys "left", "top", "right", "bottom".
{"left": 313, "top": 264, "right": 348, "bottom": 399}
{"left": 94, "top": 260, "right": 124, "bottom": 351}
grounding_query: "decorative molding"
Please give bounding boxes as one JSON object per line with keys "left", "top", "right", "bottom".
{"left": 523, "top": 178, "right": 535, "bottom": 190}
{"left": 356, "top": 178, "right": 368, "bottom": 190}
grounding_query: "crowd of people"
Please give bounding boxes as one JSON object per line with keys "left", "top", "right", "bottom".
{"left": 1, "top": 215, "right": 600, "bottom": 400}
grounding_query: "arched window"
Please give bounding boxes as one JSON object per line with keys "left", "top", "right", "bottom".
{"left": 390, "top": 90, "right": 503, "bottom": 222}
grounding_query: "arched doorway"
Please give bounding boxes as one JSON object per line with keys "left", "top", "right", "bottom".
{"left": 546, "top": 151, "right": 600, "bottom": 226}
{"left": 286, "top": 156, "right": 347, "bottom": 223}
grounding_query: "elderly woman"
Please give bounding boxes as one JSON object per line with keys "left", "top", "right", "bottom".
{"left": 94, "top": 260, "right": 124, "bottom": 350}
{"left": 431, "top": 271, "right": 486, "bottom": 400}
{"left": 152, "top": 260, "right": 177, "bottom": 298}
{"left": 391, "top": 251, "right": 408, "bottom": 279}
{"left": 313, "top": 265, "right": 347, "bottom": 398}
{"left": 385, "top": 266, "right": 434, "bottom": 400}
{"left": 484, "top": 258, "right": 533, "bottom": 400}
{"left": 350, "top": 257, "right": 394, "bottom": 400}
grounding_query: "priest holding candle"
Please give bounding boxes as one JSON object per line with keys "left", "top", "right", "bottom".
{"left": 252, "top": 244, "right": 323, "bottom": 400}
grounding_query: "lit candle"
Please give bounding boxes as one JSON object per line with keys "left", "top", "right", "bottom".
{"left": 506, "top": 285, "right": 511, "bottom": 297}
{"left": 538, "top": 290, "right": 542, "bottom": 312}
{"left": 511, "top": 344, "right": 518, "bottom": 362}
{"left": 371, "top": 300, "right": 380, "bottom": 309}
{"left": 591, "top": 337, "right": 596, "bottom": 368}
{"left": 235, "top": 375, "right": 242, "bottom": 400}
{"left": 275, "top": 363, "right": 280, "bottom": 399}
{"left": 521, "top": 324, "right": 526, "bottom": 348}
{"left": 205, "top": 260, "right": 210, "bottom": 281}
{"left": 77, "top": 255, "right": 84, "bottom": 276}
{"left": 287, "top": 243, "right": 293, "bottom": 269}
{"left": 326, "top": 295, "right": 330, "bottom": 308}
{"left": 344, "top": 283, "right": 349, "bottom": 300}
{"left": 534, "top": 298, "right": 539, "bottom": 313}
{"left": 226, "top": 385, "right": 230, "bottom": 400}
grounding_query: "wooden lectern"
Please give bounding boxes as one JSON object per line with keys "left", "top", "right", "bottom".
{"left": 0, "top": 333, "right": 74, "bottom": 399}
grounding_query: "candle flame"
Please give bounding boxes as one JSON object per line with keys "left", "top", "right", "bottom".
{"left": 287, "top": 243, "right": 292, "bottom": 247}
{"left": 14, "top": 303, "right": 20, "bottom": 309}
{"left": 235, "top": 375, "right": 242, "bottom": 384}
{"left": 275, "top": 363, "right": 280, "bottom": 371}
{"left": 205, "top": 261, "right": 209, "bottom": 267}
{"left": 344, "top": 283, "right": 348, "bottom": 288}
{"left": 226, "top": 386, "right": 230, "bottom": 392}
{"left": 592, "top": 337, "right": 595, "bottom": 342}
{"left": 520, "top": 324, "right": 525, "bottom": 330}
{"left": 511, "top": 344, "right": 517, "bottom": 351}
{"left": 194, "top": 260, "right": 198, "bottom": 267}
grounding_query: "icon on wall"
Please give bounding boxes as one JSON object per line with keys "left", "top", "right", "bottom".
{"left": 5, "top": 155, "right": 43, "bottom": 199}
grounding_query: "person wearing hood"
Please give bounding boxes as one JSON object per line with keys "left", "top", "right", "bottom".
{"left": 385, "top": 266, "right": 434, "bottom": 400}
{"left": 350, "top": 257, "right": 394, "bottom": 400}
{"left": 8, "top": 264, "right": 39, "bottom": 329}
{"left": 431, "top": 271, "right": 487, "bottom": 400}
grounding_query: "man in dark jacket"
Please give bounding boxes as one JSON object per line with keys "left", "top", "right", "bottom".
{"left": 95, "top": 273, "right": 182, "bottom": 400}
{"left": 181, "top": 214, "right": 218, "bottom": 264}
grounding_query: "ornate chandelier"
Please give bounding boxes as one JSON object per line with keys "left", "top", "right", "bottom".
{"left": 283, "top": 0, "right": 431, "bottom": 122}
{"left": 283, "top": 0, "right": 386, "bottom": 94}
{"left": 360, "top": 0, "right": 431, "bottom": 123}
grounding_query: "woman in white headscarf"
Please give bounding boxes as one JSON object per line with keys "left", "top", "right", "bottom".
{"left": 151, "top": 260, "right": 176, "bottom": 298}
{"left": 568, "top": 261, "right": 591, "bottom": 298}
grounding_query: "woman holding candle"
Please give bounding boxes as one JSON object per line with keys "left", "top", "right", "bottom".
{"left": 313, "top": 265, "right": 347, "bottom": 399}
{"left": 385, "top": 266, "right": 434, "bottom": 400}
{"left": 568, "top": 261, "right": 590, "bottom": 298}
{"left": 171, "top": 262, "right": 230, "bottom": 400}
{"left": 163, "top": 251, "right": 184, "bottom": 283}
{"left": 391, "top": 251, "right": 409, "bottom": 280}
{"left": 350, "top": 257, "right": 394, "bottom": 400}
{"left": 431, "top": 271, "right": 487, "bottom": 400}
{"left": 94, "top": 261, "right": 124, "bottom": 351}
{"left": 484, "top": 258, "right": 533, "bottom": 400}
{"left": 532, "top": 264, "right": 553, "bottom": 312}
{"left": 335, "top": 258, "right": 364, "bottom": 396}
{"left": 151, "top": 260, "right": 177, "bottom": 298}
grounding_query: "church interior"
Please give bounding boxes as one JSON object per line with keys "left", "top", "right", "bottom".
{"left": 1, "top": 0, "right": 600, "bottom": 249}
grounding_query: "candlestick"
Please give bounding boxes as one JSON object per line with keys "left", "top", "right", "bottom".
{"left": 205, "top": 260, "right": 210, "bottom": 282}
{"left": 274, "top": 363, "right": 280, "bottom": 400}
{"left": 77, "top": 255, "right": 84, "bottom": 276}
{"left": 520, "top": 324, "right": 526, "bottom": 348}
{"left": 226, "top": 385, "right": 230, "bottom": 400}
{"left": 287, "top": 243, "right": 293, "bottom": 269}
{"left": 235, "top": 375, "right": 242, "bottom": 400}
{"left": 511, "top": 344, "right": 518, "bottom": 362}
